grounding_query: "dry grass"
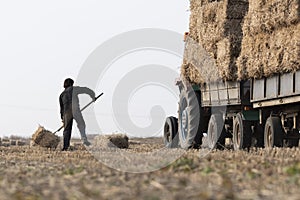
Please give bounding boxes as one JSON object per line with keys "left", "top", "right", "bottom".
{"left": 0, "top": 138, "right": 300, "bottom": 200}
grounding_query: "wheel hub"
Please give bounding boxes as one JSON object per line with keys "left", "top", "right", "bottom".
{"left": 181, "top": 108, "right": 188, "bottom": 140}
{"left": 182, "top": 109, "right": 188, "bottom": 130}
{"left": 267, "top": 127, "right": 273, "bottom": 147}
{"left": 236, "top": 124, "right": 241, "bottom": 149}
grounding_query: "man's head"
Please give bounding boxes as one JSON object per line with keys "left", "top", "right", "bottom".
{"left": 63, "top": 78, "right": 74, "bottom": 88}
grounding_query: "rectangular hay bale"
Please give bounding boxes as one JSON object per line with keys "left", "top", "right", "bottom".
{"left": 237, "top": 23, "right": 300, "bottom": 79}
{"left": 93, "top": 134, "right": 129, "bottom": 149}
{"left": 31, "top": 126, "right": 60, "bottom": 148}
{"left": 243, "top": 0, "right": 300, "bottom": 36}
{"left": 184, "top": 0, "right": 248, "bottom": 83}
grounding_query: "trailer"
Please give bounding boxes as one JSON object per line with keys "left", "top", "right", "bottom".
{"left": 163, "top": 71, "right": 300, "bottom": 150}
{"left": 251, "top": 71, "right": 300, "bottom": 148}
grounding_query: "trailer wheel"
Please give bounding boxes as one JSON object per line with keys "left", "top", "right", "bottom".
{"left": 264, "top": 117, "right": 284, "bottom": 148}
{"left": 207, "top": 114, "right": 225, "bottom": 149}
{"left": 178, "top": 88, "right": 203, "bottom": 149}
{"left": 233, "top": 113, "right": 252, "bottom": 150}
{"left": 254, "top": 124, "right": 264, "bottom": 148}
{"left": 163, "top": 116, "right": 179, "bottom": 148}
{"left": 287, "top": 130, "right": 299, "bottom": 147}
{"left": 287, "top": 139, "right": 299, "bottom": 147}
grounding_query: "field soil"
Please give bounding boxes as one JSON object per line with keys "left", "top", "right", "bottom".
{"left": 0, "top": 137, "right": 300, "bottom": 200}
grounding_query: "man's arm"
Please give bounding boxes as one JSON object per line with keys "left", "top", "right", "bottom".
{"left": 73, "top": 86, "right": 96, "bottom": 101}
{"left": 59, "top": 94, "right": 64, "bottom": 120}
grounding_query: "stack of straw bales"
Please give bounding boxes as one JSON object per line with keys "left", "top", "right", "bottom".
{"left": 237, "top": 0, "right": 300, "bottom": 79}
{"left": 184, "top": 0, "right": 300, "bottom": 83}
{"left": 183, "top": 0, "right": 249, "bottom": 84}
{"left": 31, "top": 126, "right": 60, "bottom": 148}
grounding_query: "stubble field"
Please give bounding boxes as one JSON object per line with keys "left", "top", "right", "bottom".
{"left": 0, "top": 138, "right": 300, "bottom": 200}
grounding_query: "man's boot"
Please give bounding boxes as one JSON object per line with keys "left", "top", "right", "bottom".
{"left": 82, "top": 137, "right": 91, "bottom": 146}
{"left": 83, "top": 140, "right": 91, "bottom": 146}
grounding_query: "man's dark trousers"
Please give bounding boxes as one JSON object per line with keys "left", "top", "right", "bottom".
{"left": 63, "top": 109, "right": 87, "bottom": 150}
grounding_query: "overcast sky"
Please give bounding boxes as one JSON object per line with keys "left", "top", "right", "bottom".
{"left": 0, "top": 0, "right": 190, "bottom": 138}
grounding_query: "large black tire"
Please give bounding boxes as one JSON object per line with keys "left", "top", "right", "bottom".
{"left": 178, "top": 87, "right": 203, "bottom": 149}
{"left": 264, "top": 116, "right": 284, "bottom": 148}
{"left": 233, "top": 113, "right": 252, "bottom": 150}
{"left": 163, "top": 116, "right": 179, "bottom": 148}
{"left": 207, "top": 114, "right": 226, "bottom": 149}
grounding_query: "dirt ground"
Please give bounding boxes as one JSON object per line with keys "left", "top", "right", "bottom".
{"left": 0, "top": 138, "right": 300, "bottom": 200}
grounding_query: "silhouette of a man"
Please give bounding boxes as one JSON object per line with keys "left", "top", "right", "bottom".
{"left": 59, "top": 78, "right": 95, "bottom": 150}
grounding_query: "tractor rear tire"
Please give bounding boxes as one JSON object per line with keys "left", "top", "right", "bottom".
{"left": 178, "top": 87, "right": 203, "bottom": 149}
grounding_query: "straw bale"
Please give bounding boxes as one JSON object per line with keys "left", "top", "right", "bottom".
{"left": 31, "top": 126, "right": 60, "bottom": 148}
{"left": 181, "top": 62, "right": 203, "bottom": 84}
{"left": 237, "top": 23, "right": 300, "bottom": 79}
{"left": 16, "top": 140, "right": 26, "bottom": 146}
{"left": 197, "top": 30, "right": 242, "bottom": 80}
{"left": 2, "top": 137, "right": 9, "bottom": 142}
{"left": 183, "top": 37, "right": 220, "bottom": 83}
{"left": 93, "top": 134, "right": 129, "bottom": 149}
{"left": 200, "top": 0, "right": 248, "bottom": 22}
{"left": 191, "top": 1, "right": 247, "bottom": 82}
{"left": 216, "top": 38, "right": 239, "bottom": 80}
{"left": 225, "top": 0, "right": 249, "bottom": 19}
{"left": 10, "top": 140, "right": 16, "bottom": 146}
{"left": 1, "top": 142, "right": 10, "bottom": 147}
{"left": 199, "top": 0, "right": 248, "bottom": 7}
{"left": 189, "top": 0, "right": 201, "bottom": 42}
{"left": 184, "top": 0, "right": 248, "bottom": 83}
{"left": 243, "top": 0, "right": 300, "bottom": 36}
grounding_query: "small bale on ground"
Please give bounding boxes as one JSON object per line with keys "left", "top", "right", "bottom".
{"left": 93, "top": 134, "right": 129, "bottom": 149}
{"left": 2, "top": 137, "right": 10, "bottom": 143}
{"left": 31, "top": 126, "right": 60, "bottom": 148}
{"left": 1, "top": 142, "right": 10, "bottom": 147}
{"left": 10, "top": 140, "right": 16, "bottom": 146}
{"left": 16, "top": 140, "right": 26, "bottom": 146}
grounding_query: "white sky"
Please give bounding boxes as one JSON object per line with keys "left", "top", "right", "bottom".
{"left": 0, "top": 0, "right": 190, "bottom": 138}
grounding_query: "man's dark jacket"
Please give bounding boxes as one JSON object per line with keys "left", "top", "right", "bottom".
{"left": 59, "top": 86, "right": 95, "bottom": 119}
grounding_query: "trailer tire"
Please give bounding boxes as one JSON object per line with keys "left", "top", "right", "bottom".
{"left": 163, "top": 116, "right": 179, "bottom": 148}
{"left": 254, "top": 124, "right": 264, "bottom": 148}
{"left": 285, "top": 129, "right": 299, "bottom": 147}
{"left": 233, "top": 113, "right": 252, "bottom": 150}
{"left": 178, "top": 87, "right": 203, "bottom": 149}
{"left": 264, "top": 117, "right": 284, "bottom": 148}
{"left": 207, "top": 114, "right": 225, "bottom": 149}
{"left": 287, "top": 139, "right": 299, "bottom": 147}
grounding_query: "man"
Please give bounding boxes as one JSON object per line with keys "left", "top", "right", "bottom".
{"left": 59, "top": 78, "right": 95, "bottom": 151}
